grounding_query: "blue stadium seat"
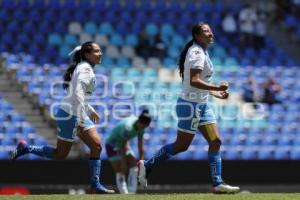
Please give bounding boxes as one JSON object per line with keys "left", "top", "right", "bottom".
{"left": 48, "top": 0, "right": 61, "bottom": 11}
{"left": 169, "top": 1, "right": 182, "bottom": 13}
{"left": 62, "top": 0, "right": 77, "bottom": 11}
{"left": 224, "top": 150, "right": 240, "bottom": 160}
{"left": 0, "top": 0, "right": 15, "bottom": 10}
{"left": 145, "top": 23, "right": 159, "bottom": 37}
{"left": 59, "top": 45, "right": 72, "bottom": 58}
{"left": 94, "top": 1, "right": 106, "bottom": 11}
{"left": 241, "top": 149, "right": 257, "bottom": 160}
{"left": 116, "top": 58, "right": 130, "bottom": 68}
{"left": 153, "top": 1, "right": 167, "bottom": 12}
{"left": 0, "top": 9, "right": 10, "bottom": 22}
{"left": 43, "top": 10, "right": 57, "bottom": 23}
{"left": 258, "top": 148, "right": 273, "bottom": 160}
{"left": 99, "top": 22, "right": 114, "bottom": 35}
{"left": 274, "top": 147, "right": 290, "bottom": 160}
{"left": 1, "top": 137, "right": 14, "bottom": 146}
{"left": 13, "top": 10, "right": 26, "bottom": 22}
{"left": 53, "top": 21, "right": 67, "bottom": 34}
{"left": 73, "top": 9, "right": 88, "bottom": 23}
{"left": 125, "top": 34, "right": 138, "bottom": 46}
{"left": 149, "top": 12, "right": 162, "bottom": 24}
{"left": 64, "top": 34, "right": 78, "bottom": 46}
{"left": 290, "top": 148, "right": 300, "bottom": 160}
{"left": 48, "top": 33, "right": 63, "bottom": 46}
{"left": 0, "top": 151, "right": 9, "bottom": 160}
{"left": 171, "top": 34, "right": 185, "bottom": 48}
{"left": 163, "top": 58, "right": 176, "bottom": 67}
{"left": 120, "top": 11, "right": 133, "bottom": 23}
{"left": 59, "top": 10, "right": 73, "bottom": 22}
{"left": 130, "top": 23, "right": 143, "bottom": 34}
{"left": 110, "top": 34, "right": 124, "bottom": 47}
{"left": 138, "top": 1, "right": 153, "bottom": 12}
{"left": 123, "top": 0, "right": 137, "bottom": 12}
{"left": 84, "top": 22, "right": 98, "bottom": 35}
{"left": 32, "top": 0, "right": 46, "bottom": 11}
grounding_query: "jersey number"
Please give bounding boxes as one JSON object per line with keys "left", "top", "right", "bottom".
{"left": 191, "top": 118, "right": 198, "bottom": 131}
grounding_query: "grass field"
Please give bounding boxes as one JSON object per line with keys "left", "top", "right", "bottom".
{"left": 0, "top": 194, "right": 300, "bottom": 200}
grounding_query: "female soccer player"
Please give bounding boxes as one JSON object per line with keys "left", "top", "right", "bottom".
{"left": 137, "top": 22, "right": 240, "bottom": 194}
{"left": 106, "top": 110, "right": 151, "bottom": 194}
{"left": 11, "top": 41, "right": 114, "bottom": 194}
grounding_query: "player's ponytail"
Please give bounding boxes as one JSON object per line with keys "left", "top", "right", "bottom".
{"left": 178, "top": 22, "right": 206, "bottom": 82}
{"left": 63, "top": 41, "right": 94, "bottom": 90}
{"left": 178, "top": 39, "right": 194, "bottom": 82}
{"left": 138, "top": 109, "right": 151, "bottom": 125}
{"left": 63, "top": 49, "right": 81, "bottom": 89}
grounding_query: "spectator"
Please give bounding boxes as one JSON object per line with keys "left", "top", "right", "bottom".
{"left": 135, "top": 31, "right": 151, "bottom": 59}
{"left": 254, "top": 10, "right": 267, "bottom": 49}
{"left": 221, "top": 12, "right": 238, "bottom": 42}
{"left": 242, "top": 76, "right": 260, "bottom": 103}
{"left": 151, "top": 34, "right": 166, "bottom": 60}
{"left": 238, "top": 4, "right": 258, "bottom": 48}
{"left": 261, "top": 77, "right": 282, "bottom": 105}
{"left": 271, "top": 0, "right": 291, "bottom": 23}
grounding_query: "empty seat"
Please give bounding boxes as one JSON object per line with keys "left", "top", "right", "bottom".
{"left": 79, "top": 33, "right": 93, "bottom": 44}
{"left": 94, "top": 34, "right": 109, "bottom": 47}
{"left": 105, "top": 45, "right": 120, "bottom": 59}
{"left": 68, "top": 22, "right": 82, "bottom": 35}
{"left": 120, "top": 46, "right": 136, "bottom": 58}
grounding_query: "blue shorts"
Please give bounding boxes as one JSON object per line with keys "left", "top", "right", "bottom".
{"left": 55, "top": 108, "right": 95, "bottom": 142}
{"left": 176, "top": 98, "right": 216, "bottom": 134}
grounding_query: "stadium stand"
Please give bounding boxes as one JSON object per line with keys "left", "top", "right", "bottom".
{"left": 0, "top": 0, "right": 299, "bottom": 161}
{"left": 0, "top": 94, "right": 48, "bottom": 160}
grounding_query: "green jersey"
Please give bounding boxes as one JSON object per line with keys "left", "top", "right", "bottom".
{"left": 106, "top": 116, "right": 144, "bottom": 149}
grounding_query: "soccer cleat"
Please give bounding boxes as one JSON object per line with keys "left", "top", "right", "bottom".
{"left": 213, "top": 183, "right": 240, "bottom": 194}
{"left": 10, "top": 140, "right": 29, "bottom": 160}
{"left": 137, "top": 160, "right": 148, "bottom": 188}
{"left": 90, "top": 184, "right": 115, "bottom": 194}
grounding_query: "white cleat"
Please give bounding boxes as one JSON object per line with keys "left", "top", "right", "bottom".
{"left": 213, "top": 183, "right": 240, "bottom": 194}
{"left": 137, "top": 160, "right": 147, "bottom": 188}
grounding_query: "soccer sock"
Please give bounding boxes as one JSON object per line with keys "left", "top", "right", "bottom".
{"left": 116, "top": 173, "right": 128, "bottom": 194}
{"left": 145, "top": 143, "right": 176, "bottom": 170}
{"left": 27, "top": 145, "right": 54, "bottom": 159}
{"left": 127, "top": 166, "right": 138, "bottom": 194}
{"left": 88, "top": 159, "right": 101, "bottom": 187}
{"left": 208, "top": 151, "right": 224, "bottom": 186}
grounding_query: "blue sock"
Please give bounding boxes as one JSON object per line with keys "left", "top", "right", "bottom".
{"left": 145, "top": 143, "right": 176, "bottom": 170}
{"left": 27, "top": 145, "right": 54, "bottom": 159}
{"left": 89, "top": 159, "right": 101, "bottom": 187}
{"left": 208, "top": 151, "right": 223, "bottom": 186}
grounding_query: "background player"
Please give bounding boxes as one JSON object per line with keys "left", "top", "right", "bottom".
{"left": 106, "top": 110, "right": 151, "bottom": 194}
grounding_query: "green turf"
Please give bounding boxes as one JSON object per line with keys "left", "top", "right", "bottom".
{"left": 0, "top": 194, "right": 300, "bottom": 200}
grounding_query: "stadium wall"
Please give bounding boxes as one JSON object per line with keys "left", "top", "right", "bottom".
{"left": 1, "top": 160, "right": 300, "bottom": 185}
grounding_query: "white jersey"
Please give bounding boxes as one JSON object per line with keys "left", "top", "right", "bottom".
{"left": 180, "top": 43, "right": 214, "bottom": 103}
{"left": 60, "top": 61, "right": 96, "bottom": 121}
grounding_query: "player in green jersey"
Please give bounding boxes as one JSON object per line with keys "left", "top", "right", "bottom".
{"left": 105, "top": 110, "right": 151, "bottom": 194}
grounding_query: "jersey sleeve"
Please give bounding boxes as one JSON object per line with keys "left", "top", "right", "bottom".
{"left": 187, "top": 48, "right": 205, "bottom": 70}
{"left": 85, "top": 104, "right": 96, "bottom": 116}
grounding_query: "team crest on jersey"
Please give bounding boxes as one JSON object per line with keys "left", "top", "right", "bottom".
{"left": 193, "top": 50, "right": 201, "bottom": 55}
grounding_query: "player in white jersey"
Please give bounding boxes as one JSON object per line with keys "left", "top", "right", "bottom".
{"left": 137, "top": 22, "right": 240, "bottom": 194}
{"left": 11, "top": 41, "right": 114, "bottom": 194}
